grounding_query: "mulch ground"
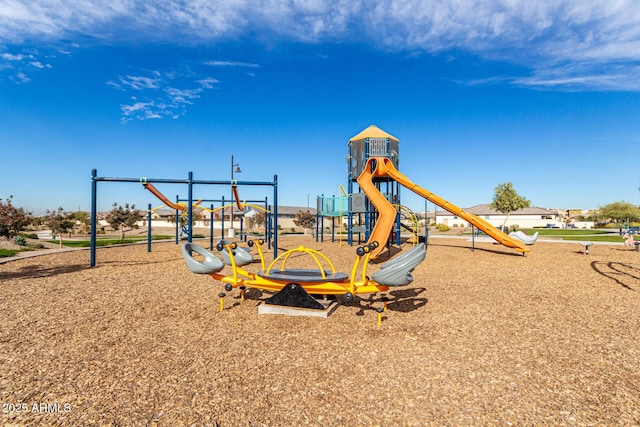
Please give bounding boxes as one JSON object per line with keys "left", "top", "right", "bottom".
{"left": 1, "top": 236, "right": 639, "bottom": 426}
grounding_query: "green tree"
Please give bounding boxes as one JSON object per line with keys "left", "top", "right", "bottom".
{"left": 46, "top": 207, "right": 75, "bottom": 248}
{"left": 0, "top": 196, "right": 32, "bottom": 239}
{"left": 106, "top": 203, "right": 140, "bottom": 240}
{"left": 489, "top": 182, "right": 531, "bottom": 230}
{"left": 293, "top": 210, "right": 315, "bottom": 235}
{"left": 599, "top": 201, "right": 640, "bottom": 226}
{"left": 167, "top": 210, "right": 205, "bottom": 225}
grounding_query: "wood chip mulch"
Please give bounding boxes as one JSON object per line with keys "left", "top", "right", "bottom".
{"left": 1, "top": 236, "right": 639, "bottom": 426}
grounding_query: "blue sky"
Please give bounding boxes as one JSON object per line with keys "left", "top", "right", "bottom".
{"left": 1, "top": 0, "right": 639, "bottom": 215}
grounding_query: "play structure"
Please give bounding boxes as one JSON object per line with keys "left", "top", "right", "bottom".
{"left": 89, "top": 169, "right": 278, "bottom": 266}
{"left": 182, "top": 239, "right": 426, "bottom": 307}
{"left": 345, "top": 125, "right": 530, "bottom": 258}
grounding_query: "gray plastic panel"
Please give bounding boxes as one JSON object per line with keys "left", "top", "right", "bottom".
{"left": 182, "top": 243, "right": 224, "bottom": 274}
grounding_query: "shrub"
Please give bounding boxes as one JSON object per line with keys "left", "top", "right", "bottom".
{"left": 437, "top": 224, "right": 450, "bottom": 232}
{"left": 13, "top": 235, "right": 26, "bottom": 246}
{"left": 0, "top": 196, "right": 32, "bottom": 239}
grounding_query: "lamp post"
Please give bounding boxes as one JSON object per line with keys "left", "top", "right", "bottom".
{"left": 230, "top": 154, "right": 241, "bottom": 237}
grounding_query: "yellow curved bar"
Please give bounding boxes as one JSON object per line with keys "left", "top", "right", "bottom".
{"left": 224, "top": 243, "right": 240, "bottom": 284}
{"left": 148, "top": 204, "right": 167, "bottom": 213}
{"left": 349, "top": 255, "right": 361, "bottom": 294}
{"left": 243, "top": 203, "right": 271, "bottom": 213}
{"left": 279, "top": 250, "right": 296, "bottom": 271}
{"left": 265, "top": 246, "right": 337, "bottom": 278}
{"left": 305, "top": 250, "right": 327, "bottom": 279}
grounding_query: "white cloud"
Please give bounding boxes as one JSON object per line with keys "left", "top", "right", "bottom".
{"left": 29, "top": 61, "right": 51, "bottom": 69}
{"left": 109, "top": 74, "right": 161, "bottom": 91}
{"left": 110, "top": 68, "right": 218, "bottom": 122}
{"left": 2, "top": 0, "right": 640, "bottom": 91}
{"left": 512, "top": 63, "right": 640, "bottom": 92}
{"left": 197, "top": 77, "right": 219, "bottom": 89}
{"left": 11, "top": 71, "right": 30, "bottom": 83}
{"left": 205, "top": 60, "right": 260, "bottom": 68}
{"left": 164, "top": 87, "right": 201, "bottom": 105}
{"left": 120, "top": 100, "right": 160, "bottom": 123}
{"left": 1, "top": 53, "right": 25, "bottom": 61}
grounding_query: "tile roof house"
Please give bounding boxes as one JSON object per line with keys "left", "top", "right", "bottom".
{"left": 432, "top": 204, "right": 562, "bottom": 229}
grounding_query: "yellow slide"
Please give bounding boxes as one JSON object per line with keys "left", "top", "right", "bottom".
{"left": 357, "top": 157, "right": 529, "bottom": 258}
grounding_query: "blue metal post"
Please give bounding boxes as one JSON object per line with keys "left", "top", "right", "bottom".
{"left": 267, "top": 208, "right": 272, "bottom": 250}
{"left": 273, "top": 174, "right": 278, "bottom": 257}
{"left": 90, "top": 169, "right": 97, "bottom": 267}
{"left": 209, "top": 203, "right": 214, "bottom": 250}
{"left": 175, "top": 195, "right": 179, "bottom": 245}
{"left": 187, "top": 171, "right": 193, "bottom": 243}
{"left": 147, "top": 203, "right": 152, "bottom": 252}
{"left": 329, "top": 216, "right": 333, "bottom": 242}
{"left": 221, "top": 195, "right": 225, "bottom": 238}
{"left": 472, "top": 225, "right": 475, "bottom": 251}
{"left": 396, "top": 209, "right": 401, "bottom": 246}
{"left": 264, "top": 196, "right": 269, "bottom": 244}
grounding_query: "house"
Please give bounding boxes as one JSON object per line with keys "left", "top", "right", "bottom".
{"left": 431, "top": 204, "right": 563, "bottom": 229}
{"left": 247, "top": 206, "right": 317, "bottom": 230}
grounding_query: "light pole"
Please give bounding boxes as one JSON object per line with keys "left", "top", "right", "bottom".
{"left": 230, "top": 155, "right": 241, "bottom": 237}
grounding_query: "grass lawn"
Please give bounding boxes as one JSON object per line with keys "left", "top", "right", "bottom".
{"left": 464, "top": 228, "right": 633, "bottom": 243}
{"left": 46, "top": 235, "right": 173, "bottom": 248}
{"left": 0, "top": 248, "right": 19, "bottom": 258}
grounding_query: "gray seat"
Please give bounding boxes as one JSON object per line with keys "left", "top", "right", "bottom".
{"left": 372, "top": 243, "right": 426, "bottom": 287}
{"left": 182, "top": 243, "right": 224, "bottom": 274}
{"left": 217, "top": 239, "right": 254, "bottom": 266}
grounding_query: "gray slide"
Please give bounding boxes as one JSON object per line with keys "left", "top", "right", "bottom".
{"left": 372, "top": 243, "right": 426, "bottom": 287}
{"left": 182, "top": 243, "right": 225, "bottom": 274}
{"left": 508, "top": 231, "right": 539, "bottom": 245}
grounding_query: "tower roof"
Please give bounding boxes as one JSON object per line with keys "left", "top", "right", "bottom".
{"left": 348, "top": 125, "right": 399, "bottom": 144}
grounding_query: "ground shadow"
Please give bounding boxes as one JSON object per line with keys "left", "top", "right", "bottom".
{"left": 227, "top": 287, "right": 267, "bottom": 309}
{"left": 345, "top": 287, "right": 428, "bottom": 315}
{"left": 95, "top": 258, "right": 183, "bottom": 269}
{"left": 427, "top": 241, "right": 525, "bottom": 257}
{"left": 0, "top": 263, "right": 89, "bottom": 281}
{"left": 591, "top": 261, "right": 639, "bottom": 291}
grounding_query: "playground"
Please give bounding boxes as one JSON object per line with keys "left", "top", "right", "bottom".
{"left": 1, "top": 236, "right": 639, "bottom": 426}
